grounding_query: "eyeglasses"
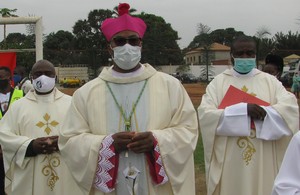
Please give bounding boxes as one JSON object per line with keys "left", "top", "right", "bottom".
{"left": 112, "top": 37, "right": 141, "bottom": 46}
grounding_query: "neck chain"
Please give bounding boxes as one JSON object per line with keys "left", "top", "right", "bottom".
{"left": 105, "top": 80, "right": 148, "bottom": 131}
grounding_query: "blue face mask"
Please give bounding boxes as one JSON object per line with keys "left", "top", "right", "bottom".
{"left": 233, "top": 57, "right": 256, "bottom": 73}
{"left": 13, "top": 75, "right": 22, "bottom": 84}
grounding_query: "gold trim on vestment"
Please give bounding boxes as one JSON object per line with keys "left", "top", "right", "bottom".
{"left": 237, "top": 85, "right": 257, "bottom": 165}
{"left": 41, "top": 154, "right": 60, "bottom": 190}
{"left": 237, "top": 130, "right": 256, "bottom": 165}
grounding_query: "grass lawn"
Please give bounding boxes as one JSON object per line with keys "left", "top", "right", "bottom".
{"left": 194, "top": 134, "right": 205, "bottom": 169}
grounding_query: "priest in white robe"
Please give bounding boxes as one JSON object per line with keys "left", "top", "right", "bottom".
{"left": 198, "top": 36, "right": 299, "bottom": 195}
{"left": 0, "top": 60, "right": 82, "bottom": 195}
{"left": 58, "top": 3, "right": 198, "bottom": 195}
{"left": 272, "top": 131, "right": 300, "bottom": 195}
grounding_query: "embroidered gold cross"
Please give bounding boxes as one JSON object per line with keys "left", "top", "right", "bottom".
{"left": 36, "top": 113, "right": 59, "bottom": 135}
{"left": 241, "top": 85, "right": 256, "bottom": 96}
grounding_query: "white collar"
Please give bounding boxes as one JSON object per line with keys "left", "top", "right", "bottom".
{"left": 111, "top": 64, "right": 145, "bottom": 78}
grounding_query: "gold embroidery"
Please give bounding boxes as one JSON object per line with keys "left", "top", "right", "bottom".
{"left": 42, "top": 154, "right": 60, "bottom": 190}
{"left": 237, "top": 86, "right": 258, "bottom": 164}
{"left": 241, "top": 85, "right": 248, "bottom": 93}
{"left": 36, "top": 113, "right": 59, "bottom": 135}
{"left": 241, "top": 85, "right": 256, "bottom": 96}
{"left": 237, "top": 130, "right": 256, "bottom": 165}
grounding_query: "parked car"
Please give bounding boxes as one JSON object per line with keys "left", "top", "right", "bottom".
{"left": 181, "top": 73, "right": 198, "bottom": 83}
{"left": 199, "top": 74, "right": 215, "bottom": 82}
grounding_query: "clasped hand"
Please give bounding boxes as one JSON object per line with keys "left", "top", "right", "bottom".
{"left": 247, "top": 103, "right": 267, "bottom": 120}
{"left": 112, "top": 132, "right": 154, "bottom": 153}
{"left": 32, "top": 136, "right": 59, "bottom": 155}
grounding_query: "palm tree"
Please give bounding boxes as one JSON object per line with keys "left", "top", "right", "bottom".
{"left": 0, "top": 8, "right": 18, "bottom": 47}
{"left": 255, "top": 26, "right": 271, "bottom": 61}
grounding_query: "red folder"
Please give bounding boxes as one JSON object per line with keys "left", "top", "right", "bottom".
{"left": 218, "top": 85, "right": 270, "bottom": 109}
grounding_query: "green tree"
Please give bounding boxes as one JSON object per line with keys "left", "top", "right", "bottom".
{"left": 258, "top": 37, "right": 277, "bottom": 59}
{"left": 71, "top": 7, "right": 183, "bottom": 77}
{"left": 197, "top": 23, "right": 211, "bottom": 34}
{"left": 72, "top": 9, "right": 113, "bottom": 77}
{"left": 44, "top": 30, "right": 75, "bottom": 65}
{"left": 176, "top": 64, "right": 190, "bottom": 73}
{"left": 188, "top": 23, "right": 211, "bottom": 48}
{"left": 189, "top": 27, "right": 245, "bottom": 48}
{"left": 137, "top": 12, "right": 183, "bottom": 65}
{"left": 0, "top": 32, "right": 35, "bottom": 70}
{"left": 274, "top": 31, "right": 300, "bottom": 57}
{"left": 0, "top": 8, "right": 18, "bottom": 48}
{"left": 210, "top": 28, "right": 244, "bottom": 46}
{"left": 254, "top": 26, "right": 271, "bottom": 62}
{"left": 191, "top": 23, "right": 214, "bottom": 83}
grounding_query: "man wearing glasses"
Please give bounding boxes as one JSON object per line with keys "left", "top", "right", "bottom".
{"left": 59, "top": 3, "right": 198, "bottom": 195}
{"left": 198, "top": 35, "right": 299, "bottom": 195}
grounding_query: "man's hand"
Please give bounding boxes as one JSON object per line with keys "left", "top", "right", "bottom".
{"left": 127, "top": 132, "right": 154, "bottom": 153}
{"left": 112, "top": 132, "right": 135, "bottom": 153}
{"left": 247, "top": 103, "right": 267, "bottom": 120}
{"left": 32, "top": 136, "right": 59, "bottom": 155}
{"left": 47, "top": 136, "right": 59, "bottom": 151}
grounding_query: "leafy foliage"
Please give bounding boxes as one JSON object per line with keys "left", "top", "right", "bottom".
{"left": 0, "top": 33, "right": 35, "bottom": 70}
{"left": 0, "top": 8, "right": 18, "bottom": 48}
{"left": 72, "top": 9, "right": 113, "bottom": 76}
{"left": 44, "top": 30, "right": 75, "bottom": 65}
{"left": 187, "top": 25, "right": 300, "bottom": 66}
{"left": 136, "top": 13, "right": 183, "bottom": 65}
{"left": 0, "top": 8, "right": 17, "bottom": 17}
{"left": 1, "top": 6, "right": 299, "bottom": 75}
{"left": 189, "top": 27, "right": 244, "bottom": 48}
{"left": 210, "top": 28, "right": 244, "bottom": 46}
{"left": 274, "top": 31, "right": 300, "bottom": 56}
{"left": 176, "top": 64, "right": 190, "bottom": 73}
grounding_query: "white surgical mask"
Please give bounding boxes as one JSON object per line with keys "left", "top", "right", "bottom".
{"left": 33, "top": 75, "right": 55, "bottom": 93}
{"left": 112, "top": 44, "right": 141, "bottom": 70}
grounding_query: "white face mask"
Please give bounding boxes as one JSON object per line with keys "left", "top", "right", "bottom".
{"left": 112, "top": 44, "right": 141, "bottom": 70}
{"left": 33, "top": 75, "right": 55, "bottom": 93}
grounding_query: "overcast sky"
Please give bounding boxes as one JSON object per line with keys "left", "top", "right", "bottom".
{"left": 1, "top": 0, "right": 299, "bottom": 48}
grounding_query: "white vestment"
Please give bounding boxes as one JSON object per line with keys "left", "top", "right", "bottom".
{"left": 272, "top": 131, "right": 300, "bottom": 195}
{"left": 58, "top": 64, "right": 199, "bottom": 195}
{"left": 0, "top": 88, "right": 82, "bottom": 195}
{"left": 198, "top": 68, "right": 299, "bottom": 195}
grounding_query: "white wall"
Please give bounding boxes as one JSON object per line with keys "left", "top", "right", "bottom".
{"left": 158, "top": 64, "right": 232, "bottom": 77}
{"left": 55, "top": 66, "right": 89, "bottom": 82}
{"left": 53, "top": 64, "right": 232, "bottom": 81}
